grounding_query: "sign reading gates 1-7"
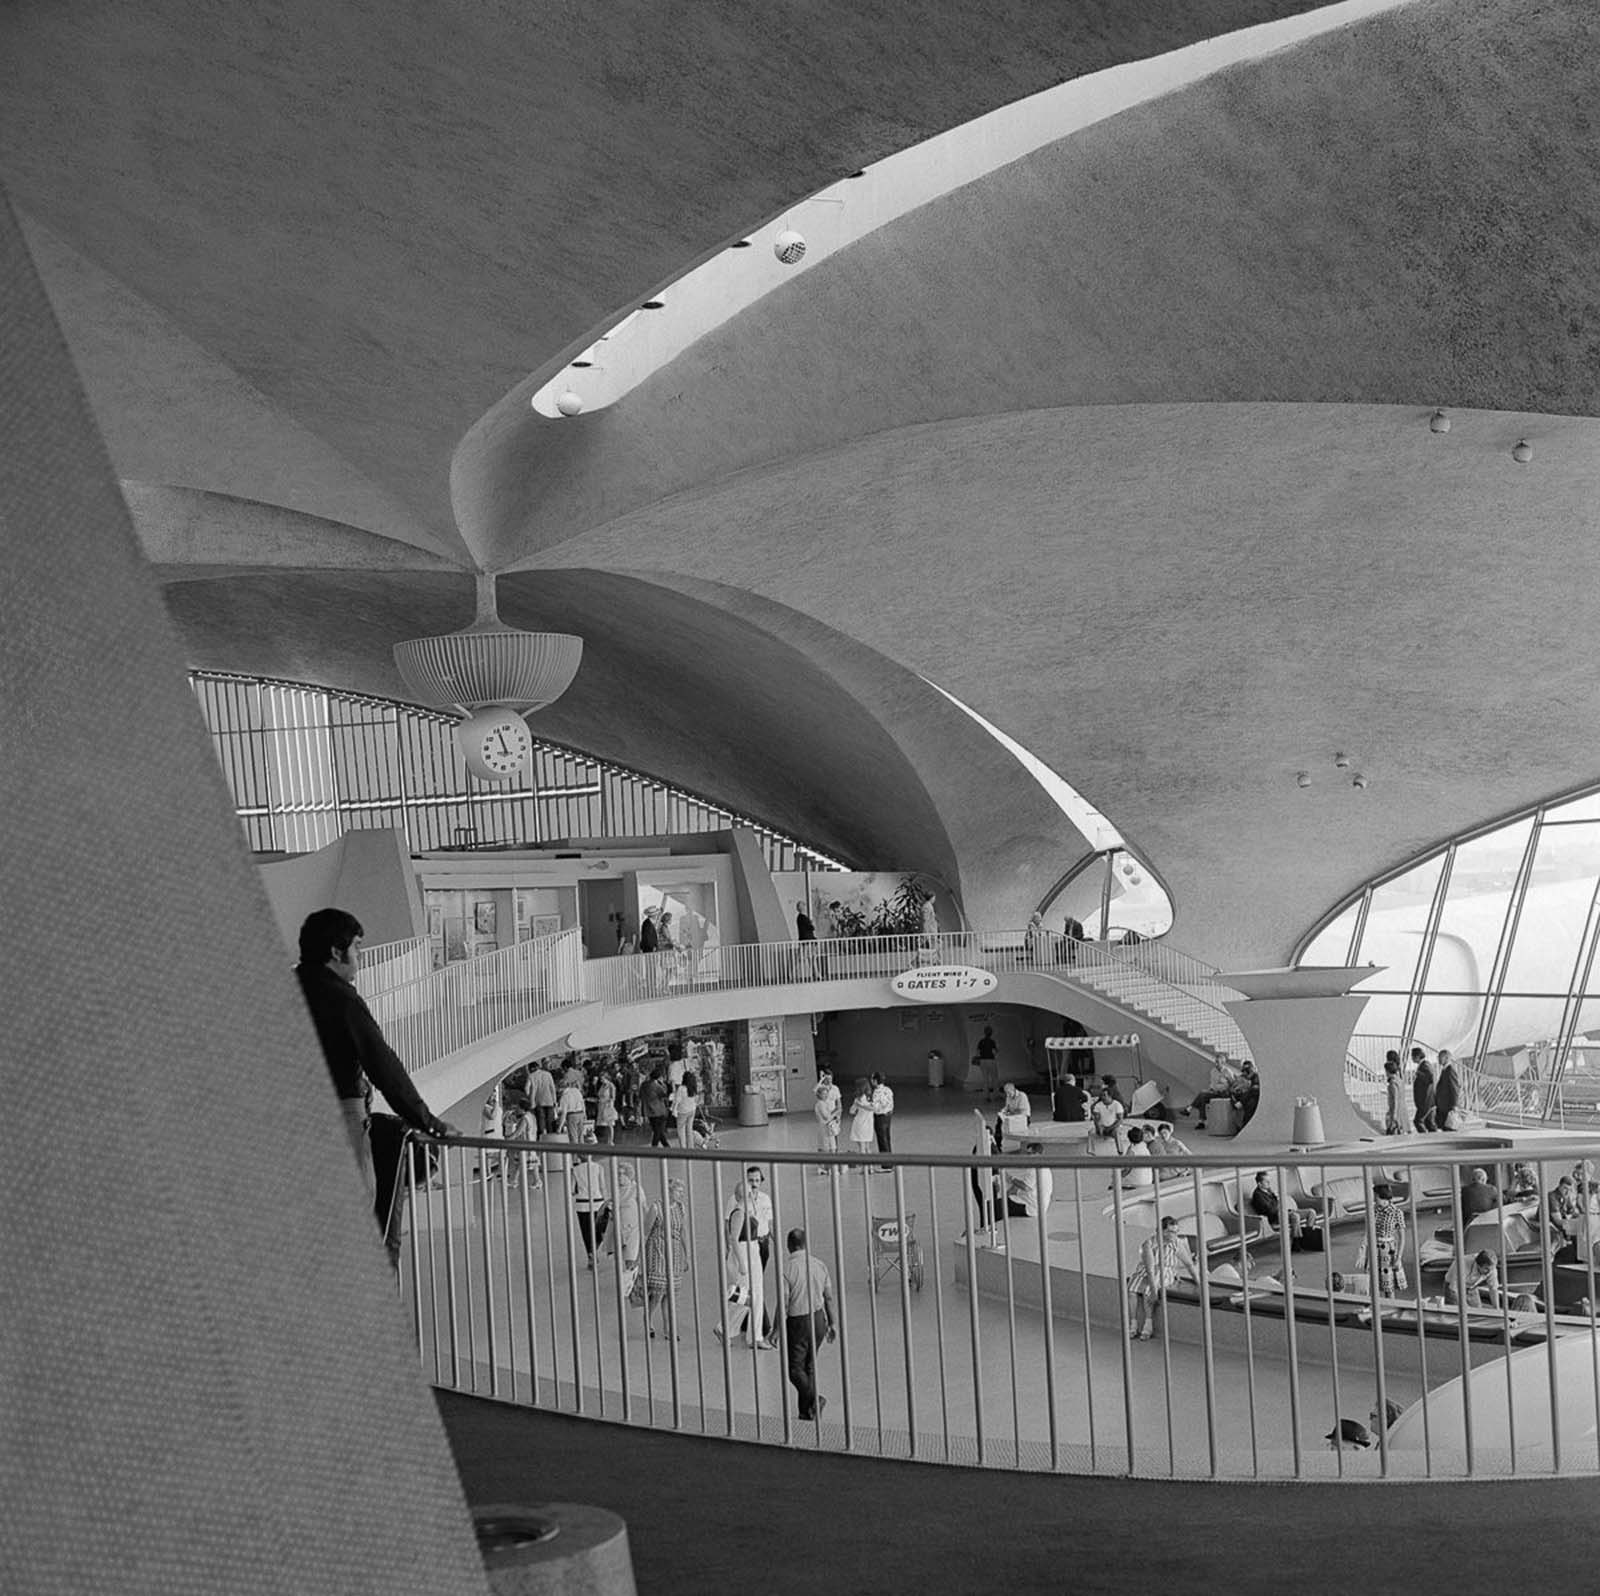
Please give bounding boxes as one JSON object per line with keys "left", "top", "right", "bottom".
{"left": 889, "top": 965, "right": 999, "bottom": 1003}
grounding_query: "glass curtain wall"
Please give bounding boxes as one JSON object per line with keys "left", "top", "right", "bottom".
{"left": 1296, "top": 787, "right": 1600, "bottom": 1121}
{"left": 190, "top": 672, "right": 845, "bottom": 873}
{"left": 1041, "top": 848, "right": 1174, "bottom": 941}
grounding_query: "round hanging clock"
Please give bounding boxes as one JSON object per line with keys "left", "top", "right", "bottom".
{"left": 458, "top": 706, "right": 532, "bottom": 781}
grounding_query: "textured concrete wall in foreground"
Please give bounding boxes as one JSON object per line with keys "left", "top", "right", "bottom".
{"left": 0, "top": 189, "right": 488, "bottom": 1596}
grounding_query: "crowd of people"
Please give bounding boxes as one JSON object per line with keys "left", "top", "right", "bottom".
{"left": 492, "top": 1049, "right": 718, "bottom": 1152}
{"left": 1382, "top": 1045, "right": 1465, "bottom": 1134}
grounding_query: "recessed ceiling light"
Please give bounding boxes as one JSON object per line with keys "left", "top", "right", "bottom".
{"left": 1512, "top": 438, "right": 1533, "bottom": 463}
{"left": 642, "top": 300, "right": 665, "bottom": 310}
{"left": 570, "top": 360, "right": 594, "bottom": 368}
{"left": 1429, "top": 409, "right": 1450, "bottom": 433}
{"left": 730, "top": 240, "right": 752, "bottom": 249}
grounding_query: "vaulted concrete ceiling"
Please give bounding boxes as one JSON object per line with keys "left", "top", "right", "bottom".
{"left": 4, "top": 0, "right": 1597, "bottom": 963}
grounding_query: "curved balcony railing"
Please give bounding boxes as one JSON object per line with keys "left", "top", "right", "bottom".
{"left": 388, "top": 1133, "right": 1600, "bottom": 1481}
{"left": 366, "top": 930, "right": 584, "bottom": 1076}
{"left": 368, "top": 926, "right": 1250, "bottom": 1099}
{"left": 1345, "top": 1034, "right": 1585, "bottom": 1133}
{"left": 356, "top": 936, "right": 432, "bottom": 994}
{"left": 578, "top": 930, "right": 1247, "bottom": 1064}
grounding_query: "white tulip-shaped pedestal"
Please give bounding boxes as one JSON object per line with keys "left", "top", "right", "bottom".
{"left": 1220, "top": 965, "right": 1383, "bottom": 1147}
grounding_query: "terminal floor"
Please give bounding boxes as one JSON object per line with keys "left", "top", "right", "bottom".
{"left": 410, "top": 1088, "right": 1560, "bottom": 1477}
{"left": 436, "top": 1388, "right": 1600, "bottom": 1596}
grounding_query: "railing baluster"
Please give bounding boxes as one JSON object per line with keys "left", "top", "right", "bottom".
{"left": 517, "top": 1151, "right": 538, "bottom": 1406}
{"left": 828, "top": 1168, "right": 855, "bottom": 1452}
{"left": 390, "top": 1131, "right": 1600, "bottom": 1486}
{"left": 441, "top": 1143, "right": 462, "bottom": 1392}
{"left": 1033, "top": 1166, "right": 1060, "bottom": 1472}
{"left": 860, "top": 1172, "right": 885, "bottom": 1447}
{"left": 1109, "top": 1179, "right": 1136, "bottom": 1476}
{"left": 1070, "top": 1167, "right": 1098, "bottom": 1472}
{"left": 926, "top": 1163, "right": 952, "bottom": 1463}
{"left": 892, "top": 1167, "right": 917, "bottom": 1461}
{"left": 963, "top": 1154, "right": 987, "bottom": 1467}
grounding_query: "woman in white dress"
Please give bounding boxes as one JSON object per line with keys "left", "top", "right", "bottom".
{"left": 609, "top": 1161, "right": 644, "bottom": 1296}
{"left": 714, "top": 1180, "right": 774, "bottom": 1349}
{"left": 672, "top": 1070, "right": 700, "bottom": 1148}
{"left": 848, "top": 1080, "right": 876, "bottom": 1164}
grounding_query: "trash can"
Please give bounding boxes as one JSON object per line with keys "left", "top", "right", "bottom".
{"left": 1206, "top": 1097, "right": 1238, "bottom": 1136}
{"left": 927, "top": 1050, "right": 945, "bottom": 1089}
{"left": 738, "top": 1085, "right": 770, "bottom": 1127}
{"left": 1292, "top": 1098, "right": 1325, "bottom": 1147}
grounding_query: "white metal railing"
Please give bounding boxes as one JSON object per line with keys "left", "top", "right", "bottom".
{"left": 1345, "top": 1035, "right": 1578, "bottom": 1132}
{"left": 578, "top": 929, "right": 1247, "bottom": 1065}
{"left": 389, "top": 1134, "right": 1600, "bottom": 1481}
{"left": 367, "top": 929, "right": 583, "bottom": 1076}
{"left": 1342, "top": 1054, "right": 1389, "bottom": 1130}
{"left": 383, "top": 925, "right": 1248, "bottom": 1098}
{"left": 355, "top": 936, "right": 431, "bottom": 995}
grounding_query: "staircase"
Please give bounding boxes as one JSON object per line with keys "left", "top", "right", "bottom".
{"left": 1047, "top": 939, "right": 1251, "bottom": 1070}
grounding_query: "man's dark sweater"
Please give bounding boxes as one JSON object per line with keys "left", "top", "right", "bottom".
{"left": 295, "top": 961, "right": 437, "bottom": 1132}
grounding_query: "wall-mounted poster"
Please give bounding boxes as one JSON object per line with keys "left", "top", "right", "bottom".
{"left": 426, "top": 903, "right": 444, "bottom": 936}
{"left": 473, "top": 900, "right": 496, "bottom": 935}
{"left": 528, "top": 913, "right": 562, "bottom": 940}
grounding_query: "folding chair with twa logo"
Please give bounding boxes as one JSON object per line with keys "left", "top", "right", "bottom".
{"left": 870, "top": 1213, "right": 925, "bottom": 1292}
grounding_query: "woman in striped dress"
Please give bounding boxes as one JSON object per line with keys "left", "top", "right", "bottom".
{"left": 1126, "top": 1216, "right": 1199, "bottom": 1341}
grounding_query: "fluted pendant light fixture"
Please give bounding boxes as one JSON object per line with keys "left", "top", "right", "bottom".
{"left": 393, "top": 575, "right": 582, "bottom": 780}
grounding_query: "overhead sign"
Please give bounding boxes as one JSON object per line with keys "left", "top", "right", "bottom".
{"left": 890, "top": 965, "right": 998, "bottom": 1003}
{"left": 1045, "top": 1034, "right": 1140, "bottom": 1050}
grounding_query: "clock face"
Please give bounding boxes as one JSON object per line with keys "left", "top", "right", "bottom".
{"left": 458, "top": 707, "right": 532, "bottom": 781}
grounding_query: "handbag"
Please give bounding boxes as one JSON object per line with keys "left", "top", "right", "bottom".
{"left": 1443, "top": 1108, "right": 1463, "bottom": 1131}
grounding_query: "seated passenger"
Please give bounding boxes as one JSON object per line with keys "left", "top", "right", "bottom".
{"left": 1118, "top": 1125, "right": 1154, "bottom": 1189}
{"left": 1506, "top": 1161, "right": 1540, "bottom": 1199}
{"left": 1090, "top": 1083, "right": 1127, "bottom": 1152}
{"left": 1231, "top": 1060, "right": 1261, "bottom": 1126}
{"left": 998, "top": 1081, "right": 1032, "bottom": 1147}
{"left": 1187, "top": 1059, "right": 1238, "bottom": 1121}
{"left": 1151, "top": 1120, "right": 1192, "bottom": 1176}
{"left": 1249, "top": 1169, "right": 1313, "bottom": 1240}
{"left": 1003, "top": 1143, "right": 1054, "bottom": 1222}
{"left": 1443, "top": 1248, "right": 1502, "bottom": 1308}
{"left": 1053, "top": 1072, "right": 1089, "bottom": 1123}
{"left": 1126, "top": 1215, "right": 1199, "bottom": 1341}
{"left": 1549, "top": 1176, "right": 1583, "bottom": 1242}
{"left": 1460, "top": 1167, "right": 1501, "bottom": 1220}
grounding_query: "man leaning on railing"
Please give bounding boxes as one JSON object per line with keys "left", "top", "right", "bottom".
{"left": 295, "top": 908, "right": 454, "bottom": 1253}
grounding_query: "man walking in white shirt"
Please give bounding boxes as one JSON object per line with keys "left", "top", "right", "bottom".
{"left": 781, "top": 1227, "right": 837, "bottom": 1421}
{"left": 527, "top": 1059, "right": 558, "bottom": 1137}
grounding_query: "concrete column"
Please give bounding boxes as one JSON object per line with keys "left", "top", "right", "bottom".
{"left": 1221, "top": 967, "right": 1382, "bottom": 1146}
